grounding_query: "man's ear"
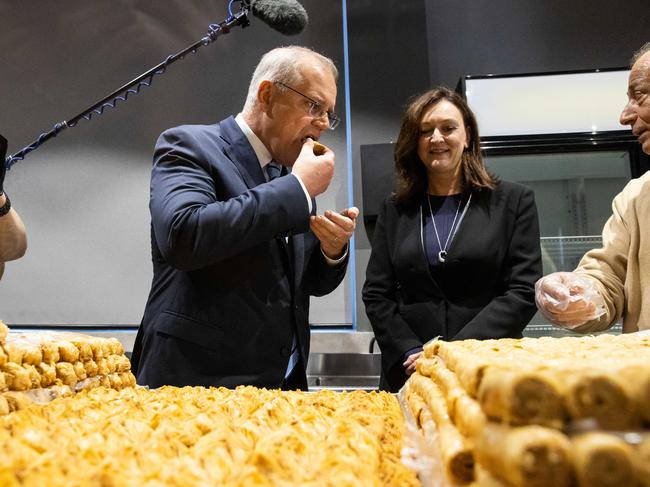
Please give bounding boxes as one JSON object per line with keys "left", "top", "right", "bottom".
{"left": 257, "top": 80, "right": 274, "bottom": 115}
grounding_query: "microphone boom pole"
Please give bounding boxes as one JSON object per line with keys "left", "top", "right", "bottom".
{"left": 4, "top": 1, "right": 252, "bottom": 170}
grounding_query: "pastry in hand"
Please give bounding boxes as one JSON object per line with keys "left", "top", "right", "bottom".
{"left": 312, "top": 141, "right": 327, "bottom": 156}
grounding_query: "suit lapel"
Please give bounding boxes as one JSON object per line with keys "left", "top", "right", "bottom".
{"left": 404, "top": 203, "right": 444, "bottom": 296}
{"left": 218, "top": 116, "right": 266, "bottom": 189}
{"left": 218, "top": 117, "right": 301, "bottom": 280}
{"left": 446, "top": 191, "right": 485, "bottom": 258}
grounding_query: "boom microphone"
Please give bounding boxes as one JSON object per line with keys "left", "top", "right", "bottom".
{"left": 250, "top": 0, "right": 308, "bottom": 36}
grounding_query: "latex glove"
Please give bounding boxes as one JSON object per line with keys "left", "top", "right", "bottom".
{"left": 535, "top": 272, "right": 606, "bottom": 328}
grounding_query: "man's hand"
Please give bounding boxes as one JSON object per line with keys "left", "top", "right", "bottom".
{"left": 310, "top": 207, "right": 359, "bottom": 260}
{"left": 403, "top": 351, "right": 423, "bottom": 376}
{"left": 535, "top": 272, "right": 606, "bottom": 328}
{"left": 291, "top": 138, "right": 335, "bottom": 198}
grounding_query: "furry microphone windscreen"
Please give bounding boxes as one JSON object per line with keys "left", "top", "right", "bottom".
{"left": 250, "top": 0, "right": 308, "bottom": 35}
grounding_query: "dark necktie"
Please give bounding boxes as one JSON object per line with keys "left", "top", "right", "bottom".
{"left": 266, "top": 161, "right": 298, "bottom": 380}
{"left": 265, "top": 162, "right": 281, "bottom": 181}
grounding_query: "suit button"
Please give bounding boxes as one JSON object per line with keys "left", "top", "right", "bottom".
{"left": 281, "top": 347, "right": 291, "bottom": 357}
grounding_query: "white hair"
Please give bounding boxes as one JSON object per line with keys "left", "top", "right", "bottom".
{"left": 632, "top": 41, "right": 650, "bottom": 66}
{"left": 242, "top": 46, "right": 338, "bottom": 116}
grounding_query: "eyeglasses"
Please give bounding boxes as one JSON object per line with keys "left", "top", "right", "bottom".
{"left": 275, "top": 81, "right": 341, "bottom": 130}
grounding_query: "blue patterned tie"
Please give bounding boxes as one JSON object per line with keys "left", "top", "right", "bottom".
{"left": 267, "top": 161, "right": 298, "bottom": 380}
{"left": 265, "top": 162, "right": 281, "bottom": 181}
{"left": 285, "top": 337, "right": 299, "bottom": 381}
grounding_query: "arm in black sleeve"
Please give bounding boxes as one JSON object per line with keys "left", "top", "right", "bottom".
{"left": 363, "top": 199, "right": 423, "bottom": 374}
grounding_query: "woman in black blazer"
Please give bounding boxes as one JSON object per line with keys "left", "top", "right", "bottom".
{"left": 363, "top": 87, "right": 542, "bottom": 392}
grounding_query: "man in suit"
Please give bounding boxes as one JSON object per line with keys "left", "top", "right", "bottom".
{"left": 536, "top": 42, "right": 650, "bottom": 333}
{"left": 132, "top": 46, "right": 358, "bottom": 390}
{"left": 0, "top": 134, "right": 27, "bottom": 280}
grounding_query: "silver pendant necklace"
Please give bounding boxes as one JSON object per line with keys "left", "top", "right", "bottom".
{"left": 427, "top": 194, "right": 462, "bottom": 263}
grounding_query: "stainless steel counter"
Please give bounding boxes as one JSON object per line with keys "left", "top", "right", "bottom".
{"left": 307, "top": 352, "right": 380, "bottom": 391}
{"left": 308, "top": 331, "right": 381, "bottom": 390}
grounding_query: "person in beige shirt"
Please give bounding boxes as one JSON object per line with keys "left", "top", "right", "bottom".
{"left": 536, "top": 42, "right": 650, "bottom": 332}
{"left": 0, "top": 135, "right": 27, "bottom": 280}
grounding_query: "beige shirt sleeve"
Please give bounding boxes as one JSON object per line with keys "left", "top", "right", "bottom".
{"left": 573, "top": 173, "right": 650, "bottom": 333}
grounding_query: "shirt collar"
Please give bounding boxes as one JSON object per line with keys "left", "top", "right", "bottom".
{"left": 235, "top": 113, "right": 273, "bottom": 170}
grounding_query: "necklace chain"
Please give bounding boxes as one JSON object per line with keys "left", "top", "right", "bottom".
{"left": 427, "top": 195, "right": 463, "bottom": 263}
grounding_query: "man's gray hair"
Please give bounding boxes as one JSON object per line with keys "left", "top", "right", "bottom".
{"left": 631, "top": 41, "right": 650, "bottom": 65}
{"left": 242, "top": 46, "right": 337, "bottom": 115}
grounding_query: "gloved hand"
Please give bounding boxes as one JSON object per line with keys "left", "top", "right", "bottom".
{"left": 535, "top": 272, "right": 606, "bottom": 328}
{"left": 0, "top": 134, "right": 7, "bottom": 195}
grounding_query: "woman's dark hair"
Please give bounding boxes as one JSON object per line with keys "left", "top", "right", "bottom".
{"left": 393, "top": 86, "right": 496, "bottom": 206}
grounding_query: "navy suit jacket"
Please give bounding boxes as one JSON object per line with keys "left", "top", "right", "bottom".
{"left": 132, "top": 116, "right": 347, "bottom": 389}
{"left": 362, "top": 181, "right": 542, "bottom": 392}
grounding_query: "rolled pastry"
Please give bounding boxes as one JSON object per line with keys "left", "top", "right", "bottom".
{"left": 633, "top": 435, "right": 650, "bottom": 487}
{"left": 55, "top": 362, "right": 78, "bottom": 386}
{"left": 405, "top": 383, "right": 426, "bottom": 426}
{"left": 40, "top": 342, "right": 60, "bottom": 363}
{"left": 0, "top": 320, "right": 8, "bottom": 344}
{"left": 70, "top": 338, "right": 93, "bottom": 362}
{"left": 5, "top": 343, "right": 24, "bottom": 365}
{"left": 109, "top": 373, "right": 123, "bottom": 390}
{"left": 56, "top": 341, "right": 79, "bottom": 363}
{"left": 97, "top": 359, "right": 110, "bottom": 376}
{"left": 87, "top": 338, "right": 104, "bottom": 361}
{"left": 473, "top": 464, "right": 516, "bottom": 487}
{"left": 572, "top": 432, "right": 635, "bottom": 487}
{"left": 107, "top": 338, "right": 124, "bottom": 355}
{"left": 408, "top": 374, "right": 474, "bottom": 484}
{"left": 37, "top": 363, "right": 57, "bottom": 388}
{"left": 20, "top": 344, "right": 43, "bottom": 366}
{"left": 477, "top": 368, "right": 564, "bottom": 428}
{"left": 84, "top": 360, "right": 99, "bottom": 378}
{"left": 120, "top": 372, "right": 137, "bottom": 388}
{"left": 113, "top": 355, "right": 131, "bottom": 373}
{"left": 562, "top": 368, "right": 638, "bottom": 430}
{"left": 614, "top": 363, "right": 650, "bottom": 424}
{"left": 434, "top": 345, "right": 490, "bottom": 397}
{"left": 417, "top": 357, "right": 486, "bottom": 438}
{"left": 73, "top": 361, "right": 87, "bottom": 381}
{"left": 26, "top": 364, "right": 41, "bottom": 389}
{"left": 3, "top": 363, "right": 32, "bottom": 391}
{"left": 475, "top": 423, "right": 572, "bottom": 487}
